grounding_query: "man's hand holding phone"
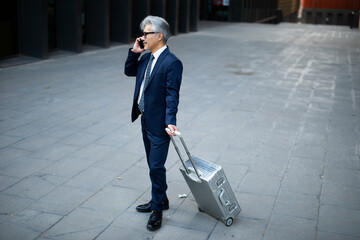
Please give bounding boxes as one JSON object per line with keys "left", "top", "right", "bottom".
{"left": 132, "top": 37, "right": 146, "bottom": 53}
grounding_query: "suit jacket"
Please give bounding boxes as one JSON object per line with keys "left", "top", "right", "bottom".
{"left": 124, "top": 47, "right": 183, "bottom": 136}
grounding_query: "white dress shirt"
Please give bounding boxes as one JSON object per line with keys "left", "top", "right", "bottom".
{"left": 137, "top": 45, "right": 167, "bottom": 104}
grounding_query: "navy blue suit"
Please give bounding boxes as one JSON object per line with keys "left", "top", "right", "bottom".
{"left": 124, "top": 48, "right": 182, "bottom": 211}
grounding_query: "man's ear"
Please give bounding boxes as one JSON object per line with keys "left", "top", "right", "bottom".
{"left": 157, "top": 32, "right": 164, "bottom": 42}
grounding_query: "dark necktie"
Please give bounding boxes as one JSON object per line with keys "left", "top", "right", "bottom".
{"left": 138, "top": 54, "right": 155, "bottom": 113}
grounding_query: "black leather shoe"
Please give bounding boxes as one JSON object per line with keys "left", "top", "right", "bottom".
{"left": 147, "top": 211, "right": 162, "bottom": 231}
{"left": 136, "top": 201, "right": 152, "bottom": 213}
{"left": 136, "top": 199, "right": 169, "bottom": 213}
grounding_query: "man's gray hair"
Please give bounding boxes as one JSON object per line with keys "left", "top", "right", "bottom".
{"left": 140, "top": 16, "right": 171, "bottom": 43}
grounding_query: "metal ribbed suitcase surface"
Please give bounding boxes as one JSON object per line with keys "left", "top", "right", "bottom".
{"left": 166, "top": 128, "right": 241, "bottom": 226}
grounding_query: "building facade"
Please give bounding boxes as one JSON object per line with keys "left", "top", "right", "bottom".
{"left": 299, "top": 0, "right": 360, "bottom": 27}
{"left": 200, "top": 0, "right": 300, "bottom": 23}
{"left": 0, "top": 0, "right": 200, "bottom": 60}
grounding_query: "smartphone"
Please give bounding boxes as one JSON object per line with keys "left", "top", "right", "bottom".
{"left": 138, "top": 39, "right": 144, "bottom": 49}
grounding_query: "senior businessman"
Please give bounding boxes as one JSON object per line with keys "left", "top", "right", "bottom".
{"left": 124, "top": 15, "right": 183, "bottom": 231}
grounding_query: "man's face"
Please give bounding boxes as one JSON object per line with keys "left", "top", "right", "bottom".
{"left": 143, "top": 24, "right": 158, "bottom": 51}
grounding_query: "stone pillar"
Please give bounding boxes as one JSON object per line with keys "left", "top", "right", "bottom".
{"left": 189, "top": 0, "right": 199, "bottom": 31}
{"left": 229, "top": 0, "right": 242, "bottom": 22}
{"left": 110, "top": 0, "right": 132, "bottom": 43}
{"left": 86, "top": 0, "right": 110, "bottom": 48}
{"left": 151, "top": 0, "right": 166, "bottom": 17}
{"left": 18, "top": 0, "right": 48, "bottom": 58}
{"left": 132, "top": 0, "right": 150, "bottom": 38}
{"left": 166, "top": 0, "right": 179, "bottom": 35}
{"left": 57, "top": 0, "right": 82, "bottom": 52}
{"left": 178, "top": 0, "right": 190, "bottom": 33}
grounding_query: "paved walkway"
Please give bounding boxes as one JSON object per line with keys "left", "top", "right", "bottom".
{"left": 0, "top": 21, "right": 359, "bottom": 240}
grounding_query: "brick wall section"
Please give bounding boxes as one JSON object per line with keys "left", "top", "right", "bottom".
{"left": 278, "top": 0, "right": 300, "bottom": 21}
{"left": 302, "top": 0, "right": 360, "bottom": 10}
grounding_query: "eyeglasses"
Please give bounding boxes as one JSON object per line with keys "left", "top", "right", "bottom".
{"left": 143, "top": 32, "right": 157, "bottom": 38}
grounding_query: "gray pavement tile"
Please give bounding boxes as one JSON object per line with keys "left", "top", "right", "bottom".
{"left": 165, "top": 181, "right": 194, "bottom": 211}
{"left": 81, "top": 185, "right": 140, "bottom": 213}
{"left": 249, "top": 156, "right": 288, "bottom": 177}
{"left": 167, "top": 196, "right": 218, "bottom": 233}
{"left": 221, "top": 162, "right": 248, "bottom": 185}
{"left": 64, "top": 114, "right": 99, "bottom": 130}
{"left": 0, "top": 214, "right": 11, "bottom": 224}
{"left": 118, "top": 139, "right": 147, "bottom": 155}
{"left": 263, "top": 214, "right": 316, "bottom": 240}
{"left": 111, "top": 166, "right": 150, "bottom": 191}
{"left": 41, "top": 207, "right": 116, "bottom": 240}
{"left": 0, "top": 222, "right": 39, "bottom": 240}
{"left": 273, "top": 190, "right": 319, "bottom": 220}
{"left": 0, "top": 147, "right": 31, "bottom": 162}
{"left": 39, "top": 174, "right": 68, "bottom": 187}
{"left": 82, "top": 120, "right": 121, "bottom": 136}
{"left": 32, "top": 115, "right": 72, "bottom": 130}
{"left": 94, "top": 129, "right": 132, "bottom": 147}
{"left": 40, "top": 156, "right": 93, "bottom": 178}
{"left": 0, "top": 135, "right": 22, "bottom": 149}
{"left": 32, "top": 143, "right": 79, "bottom": 161}
{"left": 0, "top": 156, "right": 51, "bottom": 178}
{"left": 321, "top": 182, "right": 360, "bottom": 211}
{"left": 316, "top": 231, "right": 360, "bottom": 240}
{"left": 257, "top": 145, "right": 293, "bottom": 162}
{"left": 96, "top": 226, "right": 154, "bottom": 240}
{"left": 238, "top": 172, "right": 282, "bottom": 196}
{"left": 56, "top": 131, "right": 101, "bottom": 148}
{"left": 92, "top": 150, "right": 143, "bottom": 172}
{"left": 208, "top": 217, "right": 267, "bottom": 240}
{"left": 4, "top": 123, "right": 50, "bottom": 138}
{"left": 153, "top": 224, "right": 208, "bottom": 240}
{"left": 297, "top": 131, "right": 328, "bottom": 148}
{"left": 217, "top": 148, "right": 255, "bottom": 166}
{"left": 0, "top": 193, "right": 35, "bottom": 215}
{"left": 287, "top": 156, "right": 324, "bottom": 177}
{"left": 325, "top": 150, "right": 359, "bottom": 170}
{"left": 236, "top": 192, "right": 276, "bottom": 220}
{"left": 292, "top": 143, "right": 326, "bottom": 161}
{"left": 165, "top": 164, "right": 192, "bottom": 184}
{"left": 69, "top": 143, "right": 118, "bottom": 161}
{"left": 8, "top": 209, "right": 62, "bottom": 234}
{"left": 0, "top": 175, "right": 21, "bottom": 191}
{"left": 300, "top": 123, "right": 329, "bottom": 136}
{"left": 327, "top": 136, "right": 358, "bottom": 152}
{"left": 111, "top": 210, "right": 154, "bottom": 233}
{"left": 0, "top": 118, "right": 29, "bottom": 134}
{"left": 280, "top": 171, "right": 322, "bottom": 196}
{"left": 264, "top": 133, "right": 297, "bottom": 148}
{"left": 0, "top": 22, "right": 359, "bottom": 240}
{"left": 10, "top": 135, "right": 58, "bottom": 152}
{"left": 323, "top": 167, "right": 360, "bottom": 189}
{"left": 36, "top": 124, "right": 81, "bottom": 140}
{"left": 63, "top": 166, "right": 119, "bottom": 191}
{"left": 29, "top": 185, "right": 94, "bottom": 215}
{"left": 2, "top": 175, "right": 57, "bottom": 200}
{"left": 318, "top": 205, "right": 360, "bottom": 238}
{"left": 0, "top": 108, "right": 23, "bottom": 121}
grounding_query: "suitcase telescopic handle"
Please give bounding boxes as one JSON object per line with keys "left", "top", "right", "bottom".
{"left": 166, "top": 128, "right": 202, "bottom": 183}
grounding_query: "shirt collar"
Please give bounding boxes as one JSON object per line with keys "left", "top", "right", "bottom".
{"left": 152, "top": 45, "right": 167, "bottom": 59}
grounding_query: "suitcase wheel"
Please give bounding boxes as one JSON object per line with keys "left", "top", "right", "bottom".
{"left": 225, "top": 217, "right": 233, "bottom": 227}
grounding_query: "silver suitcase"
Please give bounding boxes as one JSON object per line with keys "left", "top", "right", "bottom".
{"left": 167, "top": 129, "right": 241, "bottom": 226}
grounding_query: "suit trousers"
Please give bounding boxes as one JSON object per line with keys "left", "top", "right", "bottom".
{"left": 141, "top": 115, "right": 170, "bottom": 211}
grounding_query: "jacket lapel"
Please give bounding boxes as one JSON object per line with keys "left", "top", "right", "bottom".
{"left": 135, "top": 53, "right": 151, "bottom": 98}
{"left": 144, "top": 48, "right": 169, "bottom": 91}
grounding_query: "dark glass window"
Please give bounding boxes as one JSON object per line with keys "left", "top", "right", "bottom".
{"left": 48, "top": 0, "right": 57, "bottom": 50}
{"left": 0, "top": 0, "right": 19, "bottom": 58}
